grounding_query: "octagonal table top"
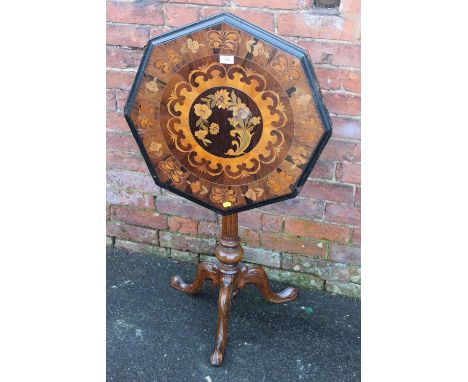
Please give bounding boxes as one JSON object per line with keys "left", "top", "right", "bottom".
{"left": 125, "top": 13, "right": 332, "bottom": 215}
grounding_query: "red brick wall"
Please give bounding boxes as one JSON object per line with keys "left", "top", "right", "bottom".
{"left": 106, "top": 0, "right": 361, "bottom": 298}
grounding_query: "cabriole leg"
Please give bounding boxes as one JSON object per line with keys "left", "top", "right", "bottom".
{"left": 170, "top": 262, "right": 220, "bottom": 294}
{"left": 238, "top": 266, "right": 298, "bottom": 303}
{"left": 210, "top": 273, "right": 235, "bottom": 366}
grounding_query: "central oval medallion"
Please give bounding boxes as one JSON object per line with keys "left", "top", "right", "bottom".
{"left": 159, "top": 56, "right": 294, "bottom": 186}
{"left": 189, "top": 87, "right": 263, "bottom": 158}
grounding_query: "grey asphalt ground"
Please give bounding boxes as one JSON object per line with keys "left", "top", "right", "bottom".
{"left": 107, "top": 247, "right": 360, "bottom": 382}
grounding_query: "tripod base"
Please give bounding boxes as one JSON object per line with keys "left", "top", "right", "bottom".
{"left": 170, "top": 221, "right": 298, "bottom": 366}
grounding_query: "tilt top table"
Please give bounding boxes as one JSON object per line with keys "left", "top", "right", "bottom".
{"left": 124, "top": 13, "right": 332, "bottom": 366}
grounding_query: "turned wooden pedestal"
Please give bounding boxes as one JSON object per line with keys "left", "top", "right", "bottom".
{"left": 170, "top": 213, "right": 298, "bottom": 366}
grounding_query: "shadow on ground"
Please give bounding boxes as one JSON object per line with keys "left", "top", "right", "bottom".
{"left": 107, "top": 248, "right": 360, "bottom": 382}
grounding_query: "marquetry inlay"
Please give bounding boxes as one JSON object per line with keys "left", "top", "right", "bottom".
{"left": 125, "top": 13, "right": 332, "bottom": 214}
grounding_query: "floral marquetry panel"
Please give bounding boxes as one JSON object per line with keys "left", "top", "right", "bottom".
{"left": 125, "top": 13, "right": 332, "bottom": 215}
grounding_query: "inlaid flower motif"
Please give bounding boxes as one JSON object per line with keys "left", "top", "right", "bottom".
{"left": 291, "top": 154, "right": 306, "bottom": 169}
{"left": 290, "top": 147, "right": 307, "bottom": 169}
{"left": 292, "top": 88, "right": 313, "bottom": 110}
{"left": 139, "top": 118, "right": 153, "bottom": 129}
{"left": 194, "top": 103, "right": 212, "bottom": 120}
{"left": 145, "top": 80, "right": 158, "bottom": 92}
{"left": 155, "top": 59, "right": 170, "bottom": 74}
{"left": 192, "top": 88, "right": 261, "bottom": 156}
{"left": 138, "top": 101, "right": 156, "bottom": 128}
{"left": 225, "top": 90, "right": 260, "bottom": 156}
{"left": 154, "top": 48, "right": 181, "bottom": 74}
{"left": 291, "top": 155, "right": 306, "bottom": 169}
{"left": 267, "top": 171, "right": 293, "bottom": 195}
{"left": 195, "top": 129, "right": 208, "bottom": 140}
{"left": 227, "top": 117, "right": 238, "bottom": 127}
{"left": 244, "top": 187, "right": 264, "bottom": 201}
{"left": 139, "top": 102, "right": 155, "bottom": 115}
{"left": 167, "top": 48, "right": 182, "bottom": 66}
{"left": 231, "top": 102, "right": 251, "bottom": 121}
{"left": 209, "top": 122, "right": 219, "bottom": 135}
{"left": 181, "top": 38, "right": 204, "bottom": 54}
{"left": 158, "top": 157, "right": 186, "bottom": 184}
{"left": 201, "top": 89, "right": 231, "bottom": 109}
{"left": 149, "top": 141, "right": 163, "bottom": 157}
{"left": 271, "top": 54, "right": 300, "bottom": 81}
{"left": 164, "top": 63, "right": 289, "bottom": 181}
{"left": 297, "top": 94, "right": 312, "bottom": 107}
{"left": 209, "top": 187, "right": 238, "bottom": 205}
{"left": 188, "top": 180, "right": 208, "bottom": 195}
{"left": 207, "top": 30, "right": 240, "bottom": 50}
{"left": 246, "top": 39, "right": 269, "bottom": 58}
{"left": 212, "top": 89, "right": 230, "bottom": 109}
{"left": 252, "top": 43, "right": 269, "bottom": 58}
{"left": 250, "top": 116, "right": 261, "bottom": 126}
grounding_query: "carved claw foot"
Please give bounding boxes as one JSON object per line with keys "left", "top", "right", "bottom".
{"left": 210, "top": 273, "right": 235, "bottom": 366}
{"left": 238, "top": 266, "right": 298, "bottom": 303}
{"left": 170, "top": 262, "right": 220, "bottom": 294}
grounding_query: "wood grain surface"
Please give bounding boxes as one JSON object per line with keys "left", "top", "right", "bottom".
{"left": 128, "top": 20, "right": 328, "bottom": 213}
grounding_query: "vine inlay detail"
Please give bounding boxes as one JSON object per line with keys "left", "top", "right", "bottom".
{"left": 192, "top": 88, "right": 262, "bottom": 156}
